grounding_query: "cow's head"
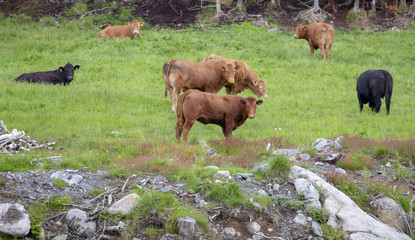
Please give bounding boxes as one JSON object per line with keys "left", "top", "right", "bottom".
{"left": 292, "top": 24, "right": 307, "bottom": 39}
{"left": 250, "top": 79, "right": 268, "bottom": 98}
{"left": 59, "top": 63, "right": 80, "bottom": 84}
{"left": 241, "top": 97, "right": 263, "bottom": 119}
{"left": 221, "top": 63, "right": 239, "bottom": 84}
{"left": 129, "top": 20, "right": 145, "bottom": 38}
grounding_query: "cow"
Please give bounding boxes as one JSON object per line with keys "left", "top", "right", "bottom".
{"left": 98, "top": 20, "right": 145, "bottom": 39}
{"left": 291, "top": 22, "right": 335, "bottom": 61}
{"left": 14, "top": 63, "right": 80, "bottom": 86}
{"left": 356, "top": 70, "right": 393, "bottom": 115}
{"left": 202, "top": 54, "right": 268, "bottom": 98}
{"left": 175, "top": 89, "right": 263, "bottom": 145}
{"left": 163, "top": 59, "right": 238, "bottom": 112}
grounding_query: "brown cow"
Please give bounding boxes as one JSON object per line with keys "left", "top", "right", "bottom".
{"left": 291, "top": 22, "right": 335, "bottom": 61}
{"left": 163, "top": 59, "right": 238, "bottom": 112}
{"left": 202, "top": 54, "right": 268, "bottom": 97}
{"left": 98, "top": 20, "right": 145, "bottom": 39}
{"left": 175, "top": 89, "right": 263, "bottom": 145}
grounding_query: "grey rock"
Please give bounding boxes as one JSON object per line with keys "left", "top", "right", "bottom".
{"left": 204, "top": 165, "right": 219, "bottom": 169}
{"left": 247, "top": 222, "right": 261, "bottom": 234}
{"left": 160, "top": 186, "right": 171, "bottom": 192}
{"left": 52, "top": 234, "right": 68, "bottom": 240}
{"left": 0, "top": 203, "right": 31, "bottom": 237}
{"left": 96, "top": 170, "right": 108, "bottom": 176}
{"left": 213, "top": 170, "right": 231, "bottom": 180}
{"left": 66, "top": 209, "right": 96, "bottom": 238}
{"left": 154, "top": 175, "right": 166, "bottom": 182}
{"left": 50, "top": 171, "right": 83, "bottom": 186}
{"left": 273, "top": 183, "right": 280, "bottom": 191}
{"left": 311, "top": 221, "right": 323, "bottom": 237}
{"left": 257, "top": 189, "right": 268, "bottom": 196}
{"left": 160, "top": 233, "right": 175, "bottom": 240}
{"left": 107, "top": 193, "right": 140, "bottom": 215}
{"left": 223, "top": 227, "right": 236, "bottom": 236}
{"left": 311, "top": 138, "right": 328, "bottom": 152}
{"left": 272, "top": 148, "right": 301, "bottom": 158}
{"left": 325, "top": 153, "right": 342, "bottom": 162}
{"left": 234, "top": 173, "right": 253, "bottom": 179}
{"left": 300, "top": 153, "right": 311, "bottom": 161}
{"left": 370, "top": 196, "right": 408, "bottom": 232}
{"left": 294, "top": 178, "right": 320, "bottom": 201}
{"left": 205, "top": 148, "right": 217, "bottom": 157}
{"left": 252, "top": 163, "right": 270, "bottom": 173}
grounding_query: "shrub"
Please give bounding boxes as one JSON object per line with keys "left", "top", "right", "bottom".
{"left": 201, "top": 181, "right": 247, "bottom": 207}
{"left": 27, "top": 202, "right": 49, "bottom": 239}
{"left": 306, "top": 208, "right": 328, "bottom": 223}
{"left": 51, "top": 178, "right": 68, "bottom": 189}
{"left": 66, "top": 3, "right": 87, "bottom": 17}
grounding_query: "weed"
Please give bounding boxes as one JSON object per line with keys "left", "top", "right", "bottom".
{"left": 284, "top": 199, "right": 304, "bottom": 210}
{"left": 337, "top": 151, "right": 374, "bottom": 171}
{"left": 88, "top": 188, "right": 105, "bottom": 198}
{"left": 258, "top": 155, "right": 292, "bottom": 180}
{"left": 51, "top": 178, "right": 68, "bottom": 189}
{"left": 201, "top": 181, "right": 248, "bottom": 207}
{"left": 48, "top": 195, "right": 72, "bottom": 211}
{"left": 306, "top": 208, "right": 328, "bottom": 223}
{"left": 321, "top": 223, "right": 344, "bottom": 240}
{"left": 27, "top": 202, "right": 49, "bottom": 239}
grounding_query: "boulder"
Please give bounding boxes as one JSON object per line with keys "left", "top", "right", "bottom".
{"left": 370, "top": 196, "right": 408, "bottom": 232}
{"left": 66, "top": 209, "right": 96, "bottom": 238}
{"left": 107, "top": 193, "right": 140, "bottom": 215}
{"left": 0, "top": 203, "right": 30, "bottom": 237}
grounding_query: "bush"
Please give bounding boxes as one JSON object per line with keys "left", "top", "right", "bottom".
{"left": 66, "top": 3, "right": 87, "bottom": 17}
{"left": 40, "top": 16, "right": 59, "bottom": 28}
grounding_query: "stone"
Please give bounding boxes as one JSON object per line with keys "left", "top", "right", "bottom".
{"left": 205, "top": 148, "right": 217, "bottom": 157}
{"left": 177, "top": 216, "right": 196, "bottom": 240}
{"left": 311, "top": 221, "right": 323, "bottom": 237}
{"left": 66, "top": 209, "right": 96, "bottom": 238}
{"left": 252, "top": 163, "right": 270, "bottom": 173}
{"left": 204, "top": 165, "right": 219, "bottom": 169}
{"left": 272, "top": 148, "right": 301, "bottom": 158}
{"left": 325, "top": 153, "right": 342, "bottom": 162}
{"left": 300, "top": 153, "right": 311, "bottom": 161}
{"left": 247, "top": 222, "right": 261, "bottom": 234}
{"left": 292, "top": 213, "right": 309, "bottom": 239}
{"left": 52, "top": 234, "right": 68, "bottom": 240}
{"left": 370, "top": 196, "right": 408, "bottom": 232}
{"left": 223, "top": 227, "right": 236, "bottom": 236}
{"left": 0, "top": 203, "right": 31, "bottom": 237}
{"left": 107, "top": 193, "right": 140, "bottom": 215}
{"left": 257, "top": 189, "right": 268, "bottom": 196}
{"left": 294, "top": 178, "right": 320, "bottom": 200}
{"left": 311, "top": 138, "right": 328, "bottom": 152}
{"left": 50, "top": 171, "right": 83, "bottom": 186}
{"left": 213, "top": 170, "right": 231, "bottom": 180}
{"left": 289, "top": 166, "right": 411, "bottom": 240}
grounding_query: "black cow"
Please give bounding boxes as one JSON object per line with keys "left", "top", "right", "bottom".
{"left": 356, "top": 70, "right": 393, "bottom": 115}
{"left": 15, "top": 63, "right": 80, "bottom": 86}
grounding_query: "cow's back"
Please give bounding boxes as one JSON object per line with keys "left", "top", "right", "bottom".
{"left": 98, "top": 25, "right": 131, "bottom": 39}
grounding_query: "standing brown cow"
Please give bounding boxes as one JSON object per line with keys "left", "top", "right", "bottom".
{"left": 163, "top": 59, "right": 238, "bottom": 112}
{"left": 202, "top": 54, "right": 268, "bottom": 98}
{"left": 175, "top": 89, "right": 263, "bottom": 145}
{"left": 98, "top": 20, "right": 145, "bottom": 39}
{"left": 291, "top": 23, "right": 335, "bottom": 61}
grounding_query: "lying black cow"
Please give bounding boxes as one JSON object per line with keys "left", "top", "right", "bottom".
{"left": 15, "top": 63, "right": 80, "bottom": 86}
{"left": 356, "top": 70, "right": 393, "bottom": 115}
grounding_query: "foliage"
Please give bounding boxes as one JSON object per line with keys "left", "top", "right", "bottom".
{"left": 51, "top": 178, "right": 68, "bottom": 189}
{"left": 201, "top": 181, "right": 248, "bottom": 207}
{"left": 27, "top": 202, "right": 49, "bottom": 239}
{"left": 47, "top": 195, "right": 72, "bottom": 211}
{"left": 336, "top": 151, "right": 374, "bottom": 171}
{"left": 257, "top": 155, "right": 292, "bottom": 180}
{"left": 306, "top": 208, "right": 328, "bottom": 223}
{"left": 66, "top": 3, "right": 87, "bottom": 17}
{"left": 321, "top": 224, "right": 344, "bottom": 240}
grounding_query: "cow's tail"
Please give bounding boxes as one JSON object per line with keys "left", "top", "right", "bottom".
{"left": 176, "top": 90, "right": 192, "bottom": 136}
{"left": 384, "top": 70, "right": 392, "bottom": 104}
{"left": 164, "top": 59, "right": 180, "bottom": 97}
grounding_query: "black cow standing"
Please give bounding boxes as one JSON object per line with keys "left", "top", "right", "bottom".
{"left": 15, "top": 63, "right": 80, "bottom": 86}
{"left": 356, "top": 70, "right": 393, "bottom": 115}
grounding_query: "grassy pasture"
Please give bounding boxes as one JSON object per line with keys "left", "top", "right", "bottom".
{"left": 1, "top": 18, "right": 414, "bottom": 170}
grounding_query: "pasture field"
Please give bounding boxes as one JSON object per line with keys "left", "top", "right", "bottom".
{"left": 1, "top": 16, "right": 414, "bottom": 172}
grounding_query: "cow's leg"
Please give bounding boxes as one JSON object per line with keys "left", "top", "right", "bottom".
{"left": 309, "top": 45, "right": 315, "bottom": 59}
{"left": 374, "top": 97, "right": 382, "bottom": 113}
{"left": 175, "top": 118, "right": 184, "bottom": 143}
{"left": 171, "top": 88, "right": 181, "bottom": 112}
{"left": 182, "top": 119, "right": 196, "bottom": 145}
{"left": 357, "top": 93, "right": 364, "bottom": 112}
{"left": 385, "top": 96, "right": 391, "bottom": 115}
{"left": 330, "top": 0, "right": 337, "bottom": 13}
{"left": 222, "top": 121, "right": 234, "bottom": 139}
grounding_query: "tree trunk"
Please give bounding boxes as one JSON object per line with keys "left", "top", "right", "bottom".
{"left": 353, "top": 0, "right": 360, "bottom": 12}
{"left": 270, "top": 0, "right": 275, "bottom": 4}
{"left": 398, "top": 0, "right": 406, "bottom": 9}
{"left": 216, "top": 0, "right": 221, "bottom": 12}
{"left": 371, "top": 0, "right": 376, "bottom": 12}
{"left": 313, "top": 0, "right": 321, "bottom": 11}
{"left": 237, "top": 0, "right": 243, "bottom": 11}
{"left": 277, "top": 0, "right": 281, "bottom": 7}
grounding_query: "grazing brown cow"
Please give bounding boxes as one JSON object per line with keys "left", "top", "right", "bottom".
{"left": 202, "top": 54, "right": 268, "bottom": 98}
{"left": 163, "top": 59, "right": 238, "bottom": 112}
{"left": 98, "top": 20, "right": 145, "bottom": 39}
{"left": 175, "top": 89, "right": 263, "bottom": 145}
{"left": 292, "top": 23, "right": 335, "bottom": 61}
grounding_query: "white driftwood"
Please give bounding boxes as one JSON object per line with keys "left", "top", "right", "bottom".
{"left": 0, "top": 120, "right": 55, "bottom": 153}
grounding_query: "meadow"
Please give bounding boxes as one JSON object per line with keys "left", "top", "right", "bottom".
{"left": 1, "top": 15, "right": 414, "bottom": 172}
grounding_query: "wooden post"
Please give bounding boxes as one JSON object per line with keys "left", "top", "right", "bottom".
{"left": 177, "top": 216, "right": 196, "bottom": 240}
{"left": 216, "top": 0, "right": 221, "bottom": 12}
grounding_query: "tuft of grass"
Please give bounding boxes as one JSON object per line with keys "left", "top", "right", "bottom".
{"left": 51, "top": 178, "right": 68, "bottom": 189}
{"left": 336, "top": 151, "right": 374, "bottom": 171}
{"left": 47, "top": 195, "right": 72, "bottom": 211}
{"left": 306, "top": 208, "right": 328, "bottom": 223}
{"left": 258, "top": 155, "right": 292, "bottom": 180}
{"left": 321, "top": 223, "right": 345, "bottom": 240}
{"left": 201, "top": 181, "right": 248, "bottom": 207}
{"left": 27, "top": 202, "right": 49, "bottom": 239}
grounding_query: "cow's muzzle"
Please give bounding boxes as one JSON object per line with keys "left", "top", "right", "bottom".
{"left": 248, "top": 114, "right": 255, "bottom": 119}
{"left": 229, "top": 79, "right": 235, "bottom": 84}
{"left": 133, "top": 30, "right": 139, "bottom": 35}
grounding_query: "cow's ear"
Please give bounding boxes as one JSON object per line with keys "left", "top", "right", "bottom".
{"left": 59, "top": 67, "right": 64, "bottom": 72}
{"left": 234, "top": 65, "right": 240, "bottom": 71}
{"left": 221, "top": 66, "right": 225, "bottom": 72}
{"left": 291, "top": 27, "right": 295, "bottom": 31}
{"left": 252, "top": 81, "right": 258, "bottom": 87}
{"left": 303, "top": 27, "right": 307, "bottom": 31}
{"left": 256, "top": 100, "right": 263, "bottom": 105}
{"left": 239, "top": 99, "right": 246, "bottom": 105}
{"left": 74, "top": 65, "right": 80, "bottom": 70}
{"left": 140, "top": 22, "right": 145, "bottom": 26}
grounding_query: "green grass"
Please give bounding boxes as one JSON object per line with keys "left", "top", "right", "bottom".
{"left": 0, "top": 17, "right": 414, "bottom": 172}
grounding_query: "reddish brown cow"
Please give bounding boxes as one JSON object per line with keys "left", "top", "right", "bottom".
{"left": 175, "top": 89, "right": 263, "bottom": 145}
{"left": 202, "top": 54, "right": 268, "bottom": 97}
{"left": 291, "top": 22, "right": 335, "bottom": 61}
{"left": 163, "top": 59, "right": 238, "bottom": 112}
{"left": 98, "top": 20, "right": 145, "bottom": 39}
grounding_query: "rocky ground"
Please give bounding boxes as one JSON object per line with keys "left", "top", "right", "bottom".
{"left": 0, "top": 135, "right": 413, "bottom": 239}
